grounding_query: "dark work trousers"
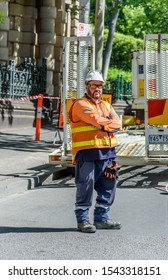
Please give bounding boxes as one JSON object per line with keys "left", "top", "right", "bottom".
{"left": 75, "top": 158, "right": 118, "bottom": 223}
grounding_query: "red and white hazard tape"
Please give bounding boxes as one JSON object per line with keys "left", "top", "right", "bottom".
{"left": 0, "top": 95, "right": 60, "bottom": 101}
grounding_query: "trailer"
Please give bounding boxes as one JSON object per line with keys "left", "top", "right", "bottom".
{"left": 49, "top": 34, "right": 168, "bottom": 167}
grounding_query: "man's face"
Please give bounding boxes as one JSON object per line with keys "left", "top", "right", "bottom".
{"left": 86, "top": 80, "right": 103, "bottom": 100}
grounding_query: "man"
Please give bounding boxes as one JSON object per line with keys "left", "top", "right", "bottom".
{"left": 69, "top": 70, "right": 121, "bottom": 233}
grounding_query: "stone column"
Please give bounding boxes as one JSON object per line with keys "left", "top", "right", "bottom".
{"left": 38, "top": 0, "right": 56, "bottom": 97}
{"left": 8, "top": 0, "right": 37, "bottom": 63}
{"left": 71, "top": 0, "right": 79, "bottom": 36}
{"left": 53, "top": 0, "right": 79, "bottom": 98}
{"left": 54, "top": 0, "right": 66, "bottom": 98}
{"left": 0, "top": 0, "right": 9, "bottom": 63}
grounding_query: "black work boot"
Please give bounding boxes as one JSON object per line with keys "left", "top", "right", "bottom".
{"left": 94, "top": 220, "right": 121, "bottom": 229}
{"left": 78, "top": 221, "right": 96, "bottom": 233}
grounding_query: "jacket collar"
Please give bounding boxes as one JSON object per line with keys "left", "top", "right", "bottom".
{"left": 84, "top": 93, "right": 102, "bottom": 104}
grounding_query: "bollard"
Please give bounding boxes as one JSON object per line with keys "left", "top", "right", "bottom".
{"left": 35, "top": 93, "right": 43, "bottom": 141}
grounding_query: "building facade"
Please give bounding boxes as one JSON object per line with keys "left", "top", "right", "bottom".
{"left": 0, "top": 0, "right": 79, "bottom": 99}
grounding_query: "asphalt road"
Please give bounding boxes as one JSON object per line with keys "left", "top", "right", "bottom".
{"left": 0, "top": 166, "right": 168, "bottom": 260}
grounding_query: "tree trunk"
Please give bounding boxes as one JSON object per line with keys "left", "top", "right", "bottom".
{"left": 79, "top": 0, "right": 90, "bottom": 23}
{"left": 102, "top": 1, "right": 122, "bottom": 81}
{"left": 95, "top": 0, "right": 105, "bottom": 71}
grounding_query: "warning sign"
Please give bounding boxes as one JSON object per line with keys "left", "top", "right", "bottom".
{"left": 77, "top": 23, "right": 92, "bottom": 37}
{"left": 138, "top": 79, "right": 144, "bottom": 97}
{"left": 148, "top": 99, "right": 168, "bottom": 125}
{"left": 101, "top": 94, "right": 112, "bottom": 104}
{"left": 79, "top": 23, "right": 84, "bottom": 32}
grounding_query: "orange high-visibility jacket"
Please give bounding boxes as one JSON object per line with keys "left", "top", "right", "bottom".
{"left": 69, "top": 96, "right": 121, "bottom": 164}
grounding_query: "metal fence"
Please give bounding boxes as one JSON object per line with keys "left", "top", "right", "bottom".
{"left": 0, "top": 58, "right": 47, "bottom": 99}
{"left": 0, "top": 60, "right": 132, "bottom": 103}
{"left": 104, "top": 75, "right": 132, "bottom": 102}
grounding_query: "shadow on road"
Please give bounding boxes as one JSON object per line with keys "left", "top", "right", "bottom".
{"left": 0, "top": 226, "right": 77, "bottom": 234}
{"left": 41, "top": 165, "right": 168, "bottom": 190}
{"left": 0, "top": 133, "right": 54, "bottom": 152}
{"left": 118, "top": 165, "right": 168, "bottom": 189}
{"left": 0, "top": 124, "right": 58, "bottom": 152}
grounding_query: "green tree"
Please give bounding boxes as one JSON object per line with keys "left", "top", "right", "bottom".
{"left": 95, "top": 0, "right": 105, "bottom": 71}
{"left": 102, "top": 0, "right": 123, "bottom": 80}
{"left": 110, "top": 32, "right": 143, "bottom": 70}
{"left": 117, "top": 0, "right": 168, "bottom": 38}
{"left": 91, "top": 0, "right": 168, "bottom": 79}
{"left": 0, "top": 11, "right": 5, "bottom": 24}
{"left": 79, "top": 0, "right": 90, "bottom": 23}
{"left": 91, "top": 1, "right": 123, "bottom": 80}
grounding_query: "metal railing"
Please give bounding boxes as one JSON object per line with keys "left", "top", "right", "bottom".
{"left": 0, "top": 62, "right": 132, "bottom": 103}
{"left": 104, "top": 75, "right": 132, "bottom": 102}
{"left": 0, "top": 58, "right": 47, "bottom": 99}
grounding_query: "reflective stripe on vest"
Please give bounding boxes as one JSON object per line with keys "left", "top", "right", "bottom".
{"left": 72, "top": 138, "right": 110, "bottom": 148}
{"left": 71, "top": 125, "right": 99, "bottom": 133}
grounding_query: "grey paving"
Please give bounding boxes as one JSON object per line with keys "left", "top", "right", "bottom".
{"left": 0, "top": 125, "right": 63, "bottom": 198}
{"left": 0, "top": 179, "right": 168, "bottom": 260}
{"left": 0, "top": 126, "right": 168, "bottom": 260}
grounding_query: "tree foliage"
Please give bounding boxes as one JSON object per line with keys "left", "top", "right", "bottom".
{"left": 0, "top": 0, "right": 8, "bottom": 24}
{"left": 109, "top": 32, "right": 143, "bottom": 70}
{"left": 117, "top": 0, "right": 168, "bottom": 38}
{"left": 0, "top": 11, "right": 5, "bottom": 24}
{"left": 90, "top": 0, "right": 168, "bottom": 78}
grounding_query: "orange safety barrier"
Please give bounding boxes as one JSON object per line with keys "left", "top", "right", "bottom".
{"left": 35, "top": 93, "right": 43, "bottom": 141}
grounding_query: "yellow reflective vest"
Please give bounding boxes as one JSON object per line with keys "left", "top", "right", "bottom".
{"left": 69, "top": 96, "right": 121, "bottom": 164}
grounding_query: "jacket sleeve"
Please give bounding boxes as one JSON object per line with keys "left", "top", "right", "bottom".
{"left": 71, "top": 100, "right": 121, "bottom": 131}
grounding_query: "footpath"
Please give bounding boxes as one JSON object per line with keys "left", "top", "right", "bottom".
{"left": 0, "top": 125, "right": 63, "bottom": 198}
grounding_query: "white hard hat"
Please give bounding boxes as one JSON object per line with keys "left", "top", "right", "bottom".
{"left": 85, "top": 70, "right": 105, "bottom": 83}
